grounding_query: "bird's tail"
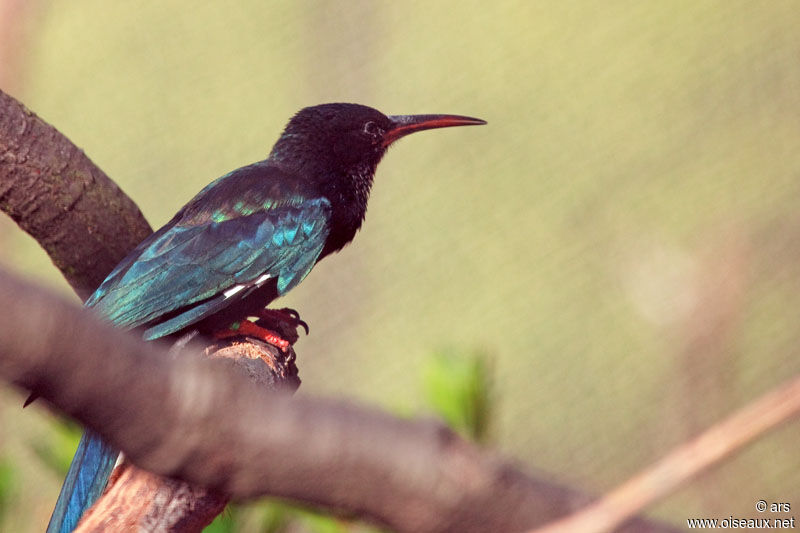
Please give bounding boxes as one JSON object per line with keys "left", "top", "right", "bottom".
{"left": 46, "top": 430, "right": 118, "bottom": 533}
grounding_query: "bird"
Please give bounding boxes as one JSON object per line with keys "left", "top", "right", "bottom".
{"left": 45, "top": 102, "right": 485, "bottom": 532}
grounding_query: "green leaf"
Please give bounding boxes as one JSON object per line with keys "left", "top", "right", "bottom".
{"left": 0, "top": 458, "right": 16, "bottom": 521}
{"left": 421, "top": 349, "right": 493, "bottom": 442}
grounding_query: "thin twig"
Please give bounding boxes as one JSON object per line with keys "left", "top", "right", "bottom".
{"left": 532, "top": 374, "right": 800, "bottom": 533}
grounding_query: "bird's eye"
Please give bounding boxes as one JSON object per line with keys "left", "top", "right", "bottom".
{"left": 363, "top": 121, "right": 382, "bottom": 138}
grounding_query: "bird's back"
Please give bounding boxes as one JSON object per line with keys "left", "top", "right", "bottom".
{"left": 87, "top": 162, "right": 332, "bottom": 338}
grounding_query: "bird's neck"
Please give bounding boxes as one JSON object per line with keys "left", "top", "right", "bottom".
{"left": 319, "top": 162, "right": 375, "bottom": 257}
{"left": 267, "top": 139, "right": 377, "bottom": 256}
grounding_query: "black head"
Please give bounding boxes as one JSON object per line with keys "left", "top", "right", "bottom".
{"left": 269, "top": 103, "right": 485, "bottom": 178}
{"left": 269, "top": 103, "right": 485, "bottom": 255}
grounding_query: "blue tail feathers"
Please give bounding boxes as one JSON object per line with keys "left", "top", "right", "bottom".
{"left": 46, "top": 431, "right": 118, "bottom": 533}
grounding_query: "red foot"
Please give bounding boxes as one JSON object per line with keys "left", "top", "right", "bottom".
{"left": 214, "top": 320, "right": 291, "bottom": 352}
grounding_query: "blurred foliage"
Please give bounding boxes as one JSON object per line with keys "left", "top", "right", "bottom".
{"left": 205, "top": 503, "right": 290, "bottom": 533}
{"left": 0, "top": 458, "right": 16, "bottom": 522}
{"left": 208, "top": 502, "right": 385, "bottom": 533}
{"left": 0, "top": 1, "right": 798, "bottom": 531}
{"left": 421, "top": 350, "right": 492, "bottom": 442}
{"left": 30, "top": 419, "right": 82, "bottom": 479}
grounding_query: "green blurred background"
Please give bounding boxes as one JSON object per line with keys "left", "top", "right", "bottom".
{"left": 1, "top": 1, "right": 799, "bottom": 531}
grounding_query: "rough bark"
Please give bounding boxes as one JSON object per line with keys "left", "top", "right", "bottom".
{"left": 0, "top": 89, "right": 151, "bottom": 300}
{"left": 78, "top": 463, "right": 229, "bottom": 532}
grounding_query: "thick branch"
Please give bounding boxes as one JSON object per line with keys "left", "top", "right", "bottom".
{"left": 77, "top": 338, "right": 300, "bottom": 532}
{"left": 0, "top": 89, "right": 151, "bottom": 299}
{"left": 0, "top": 268, "right": 678, "bottom": 533}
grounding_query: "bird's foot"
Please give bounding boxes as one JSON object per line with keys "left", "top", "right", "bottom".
{"left": 214, "top": 320, "right": 292, "bottom": 352}
{"left": 214, "top": 308, "right": 309, "bottom": 351}
{"left": 256, "top": 307, "right": 310, "bottom": 335}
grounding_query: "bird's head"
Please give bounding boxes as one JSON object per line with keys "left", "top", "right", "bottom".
{"left": 269, "top": 103, "right": 485, "bottom": 180}
{"left": 268, "top": 103, "right": 485, "bottom": 255}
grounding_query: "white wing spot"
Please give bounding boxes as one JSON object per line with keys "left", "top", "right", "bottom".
{"left": 255, "top": 273, "right": 272, "bottom": 286}
{"left": 223, "top": 284, "right": 246, "bottom": 299}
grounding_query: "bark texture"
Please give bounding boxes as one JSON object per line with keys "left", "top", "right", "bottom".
{"left": 0, "top": 90, "right": 151, "bottom": 300}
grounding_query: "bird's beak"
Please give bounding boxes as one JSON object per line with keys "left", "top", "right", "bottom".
{"left": 383, "top": 114, "right": 486, "bottom": 148}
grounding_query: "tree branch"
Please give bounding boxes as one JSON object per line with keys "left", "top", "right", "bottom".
{"left": 76, "top": 337, "right": 300, "bottom": 532}
{"left": 0, "top": 89, "right": 151, "bottom": 300}
{"left": 78, "top": 463, "right": 229, "bottom": 532}
{"left": 0, "top": 267, "right": 679, "bottom": 533}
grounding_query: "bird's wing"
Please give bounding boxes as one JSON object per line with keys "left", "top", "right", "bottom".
{"left": 86, "top": 195, "right": 331, "bottom": 334}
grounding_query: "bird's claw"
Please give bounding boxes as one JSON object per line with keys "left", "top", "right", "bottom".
{"left": 258, "top": 307, "right": 310, "bottom": 335}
